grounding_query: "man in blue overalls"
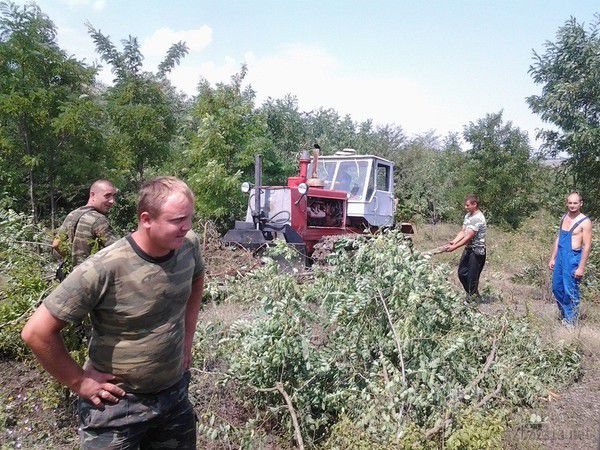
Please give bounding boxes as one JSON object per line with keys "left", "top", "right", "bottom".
{"left": 549, "top": 192, "right": 593, "bottom": 328}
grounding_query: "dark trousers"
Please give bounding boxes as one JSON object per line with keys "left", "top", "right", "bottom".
{"left": 458, "top": 247, "right": 486, "bottom": 296}
{"left": 79, "top": 372, "right": 196, "bottom": 449}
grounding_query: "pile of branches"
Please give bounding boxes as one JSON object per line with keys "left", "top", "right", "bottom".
{"left": 213, "top": 231, "right": 581, "bottom": 448}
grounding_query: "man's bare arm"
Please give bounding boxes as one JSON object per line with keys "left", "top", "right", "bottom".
{"left": 449, "top": 228, "right": 465, "bottom": 246}
{"left": 549, "top": 236, "right": 559, "bottom": 270}
{"left": 445, "top": 229, "right": 475, "bottom": 253}
{"left": 21, "top": 304, "right": 124, "bottom": 407}
{"left": 575, "top": 221, "right": 593, "bottom": 278}
{"left": 52, "top": 237, "right": 64, "bottom": 258}
{"left": 183, "top": 275, "right": 205, "bottom": 369}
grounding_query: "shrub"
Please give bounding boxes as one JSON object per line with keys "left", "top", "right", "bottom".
{"left": 218, "top": 232, "right": 581, "bottom": 447}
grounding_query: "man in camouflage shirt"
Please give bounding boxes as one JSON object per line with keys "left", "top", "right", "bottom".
{"left": 22, "top": 177, "right": 205, "bottom": 449}
{"left": 444, "top": 194, "right": 487, "bottom": 298}
{"left": 53, "top": 179, "right": 118, "bottom": 268}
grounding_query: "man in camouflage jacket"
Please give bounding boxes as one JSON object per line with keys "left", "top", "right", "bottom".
{"left": 22, "top": 176, "right": 205, "bottom": 449}
{"left": 53, "top": 180, "right": 118, "bottom": 268}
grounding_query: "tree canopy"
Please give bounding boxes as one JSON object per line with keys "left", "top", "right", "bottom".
{"left": 528, "top": 15, "right": 600, "bottom": 216}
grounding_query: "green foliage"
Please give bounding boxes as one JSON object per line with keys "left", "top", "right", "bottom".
{"left": 528, "top": 15, "right": 600, "bottom": 217}
{"left": 0, "top": 208, "right": 53, "bottom": 359}
{"left": 0, "top": 1, "right": 104, "bottom": 224}
{"left": 217, "top": 232, "right": 581, "bottom": 447}
{"left": 395, "top": 133, "right": 467, "bottom": 223}
{"left": 180, "top": 68, "right": 287, "bottom": 230}
{"left": 88, "top": 26, "right": 185, "bottom": 175}
{"left": 463, "top": 111, "right": 537, "bottom": 228}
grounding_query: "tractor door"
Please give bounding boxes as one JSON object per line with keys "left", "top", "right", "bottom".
{"left": 369, "top": 162, "right": 395, "bottom": 226}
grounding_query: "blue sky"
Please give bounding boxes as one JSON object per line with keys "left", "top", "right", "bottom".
{"left": 28, "top": 0, "right": 600, "bottom": 146}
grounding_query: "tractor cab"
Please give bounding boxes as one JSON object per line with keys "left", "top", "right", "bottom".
{"left": 308, "top": 149, "right": 395, "bottom": 228}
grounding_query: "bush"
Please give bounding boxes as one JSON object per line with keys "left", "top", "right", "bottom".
{"left": 0, "top": 208, "right": 54, "bottom": 359}
{"left": 217, "top": 232, "right": 581, "bottom": 447}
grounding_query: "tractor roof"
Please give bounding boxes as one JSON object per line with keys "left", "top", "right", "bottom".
{"left": 319, "top": 153, "right": 394, "bottom": 166}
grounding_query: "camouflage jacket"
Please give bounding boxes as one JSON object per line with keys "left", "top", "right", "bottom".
{"left": 56, "top": 206, "right": 117, "bottom": 266}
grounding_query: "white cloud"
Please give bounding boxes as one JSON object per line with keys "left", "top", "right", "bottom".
{"left": 163, "top": 43, "right": 457, "bottom": 135}
{"left": 141, "top": 27, "right": 213, "bottom": 58}
{"left": 57, "top": 0, "right": 106, "bottom": 10}
{"left": 93, "top": 0, "right": 106, "bottom": 11}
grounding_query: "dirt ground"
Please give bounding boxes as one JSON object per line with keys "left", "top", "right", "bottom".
{"left": 1, "top": 220, "right": 599, "bottom": 449}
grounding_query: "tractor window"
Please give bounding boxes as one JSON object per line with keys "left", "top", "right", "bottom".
{"left": 376, "top": 164, "right": 391, "bottom": 192}
{"left": 333, "top": 160, "right": 369, "bottom": 199}
{"left": 308, "top": 161, "right": 337, "bottom": 189}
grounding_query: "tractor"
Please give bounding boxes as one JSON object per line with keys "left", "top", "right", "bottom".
{"left": 222, "top": 147, "right": 413, "bottom": 262}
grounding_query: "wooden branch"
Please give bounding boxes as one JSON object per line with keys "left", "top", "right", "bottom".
{"left": 0, "top": 286, "right": 52, "bottom": 330}
{"left": 377, "top": 288, "right": 406, "bottom": 384}
{"left": 13, "top": 240, "right": 53, "bottom": 247}
{"left": 249, "top": 383, "right": 305, "bottom": 450}
{"left": 423, "top": 323, "right": 506, "bottom": 440}
{"left": 468, "top": 323, "right": 506, "bottom": 391}
{"left": 275, "top": 382, "right": 305, "bottom": 450}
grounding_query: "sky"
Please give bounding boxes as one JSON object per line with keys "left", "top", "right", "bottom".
{"left": 24, "top": 0, "right": 600, "bottom": 146}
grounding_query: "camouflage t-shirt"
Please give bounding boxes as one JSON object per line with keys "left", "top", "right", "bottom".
{"left": 57, "top": 206, "right": 117, "bottom": 266}
{"left": 463, "top": 210, "right": 486, "bottom": 254}
{"left": 44, "top": 231, "right": 205, "bottom": 394}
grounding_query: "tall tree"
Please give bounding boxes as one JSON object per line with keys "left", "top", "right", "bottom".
{"left": 0, "top": 2, "right": 103, "bottom": 226}
{"left": 87, "top": 24, "right": 188, "bottom": 184}
{"left": 528, "top": 15, "right": 600, "bottom": 216}
{"left": 86, "top": 25, "right": 188, "bottom": 228}
{"left": 181, "top": 67, "right": 284, "bottom": 229}
{"left": 463, "top": 112, "right": 536, "bottom": 228}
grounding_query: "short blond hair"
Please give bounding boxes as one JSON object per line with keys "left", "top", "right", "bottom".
{"left": 137, "top": 176, "right": 194, "bottom": 218}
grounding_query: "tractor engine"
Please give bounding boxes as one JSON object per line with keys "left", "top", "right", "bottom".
{"left": 307, "top": 197, "right": 344, "bottom": 228}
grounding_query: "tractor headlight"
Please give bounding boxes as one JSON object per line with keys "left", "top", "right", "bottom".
{"left": 241, "top": 182, "right": 251, "bottom": 193}
{"left": 297, "top": 183, "right": 308, "bottom": 195}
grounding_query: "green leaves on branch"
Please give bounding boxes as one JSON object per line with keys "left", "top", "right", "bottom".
{"left": 528, "top": 15, "right": 600, "bottom": 216}
{"left": 218, "top": 232, "right": 581, "bottom": 447}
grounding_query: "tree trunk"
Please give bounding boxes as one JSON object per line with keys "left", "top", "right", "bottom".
{"left": 20, "top": 118, "right": 38, "bottom": 223}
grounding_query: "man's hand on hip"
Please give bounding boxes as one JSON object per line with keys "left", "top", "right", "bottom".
{"left": 73, "top": 367, "right": 126, "bottom": 408}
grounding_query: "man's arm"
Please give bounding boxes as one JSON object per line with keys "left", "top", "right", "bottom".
{"left": 52, "top": 237, "right": 63, "bottom": 257}
{"left": 574, "top": 220, "right": 593, "bottom": 278}
{"left": 548, "top": 236, "right": 559, "bottom": 270}
{"left": 449, "top": 228, "right": 465, "bottom": 246}
{"left": 445, "top": 228, "right": 476, "bottom": 253}
{"left": 21, "top": 304, "right": 125, "bottom": 407}
{"left": 183, "top": 275, "right": 205, "bottom": 369}
{"left": 94, "top": 218, "right": 118, "bottom": 247}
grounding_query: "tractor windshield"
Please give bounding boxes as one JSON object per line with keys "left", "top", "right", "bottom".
{"left": 332, "top": 160, "right": 369, "bottom": 199}
{"left": 308, "top": 159, "right": 371, "bottom": 199}
{"left": 308, "top": 161, "right": 337, "bottom": 189}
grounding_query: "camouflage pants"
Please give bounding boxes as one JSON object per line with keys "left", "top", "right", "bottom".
{"left": 78, "top": 371, "right": 196, "bottom": 449}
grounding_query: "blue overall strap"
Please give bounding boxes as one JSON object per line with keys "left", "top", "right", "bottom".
{"left": 569, "top": 216, "right": 589, "bottom": 232}
{"left": 559, "top": 214, "right": 567, "bottom": 231}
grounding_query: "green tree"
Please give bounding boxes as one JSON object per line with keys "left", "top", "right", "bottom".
{"left": 261, "top": 94, "right": 308, "bottom": 165}
{"left": 528, "top": 15, "right": 600, "bottom": 216}
{"left": 463, "top": 112, "right": 536, "bottom": 228}
{"left": 394, "top": 132, "right": 466, "bottom": 223}
{"left": 181, "top": 68, "right": 285, "bottom": 229}
{"left": 86, "top": 24, "right": 188, "bottom": 228}
{"left": 0, "top": 2, "right": 105, "bottom": 227}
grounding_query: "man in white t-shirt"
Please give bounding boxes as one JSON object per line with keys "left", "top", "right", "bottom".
{"left": 444, "top": 194, "right": 487, "bottom": 298}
